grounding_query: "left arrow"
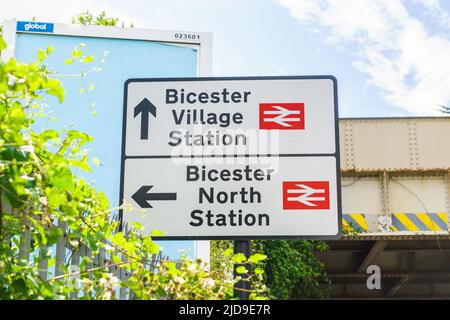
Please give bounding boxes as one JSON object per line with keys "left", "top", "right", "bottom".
{"left": 134, "top": 98, "right": 156, "bottom": 140}
{"left": 131, "top": 185, "right": 177, "bottom": 208}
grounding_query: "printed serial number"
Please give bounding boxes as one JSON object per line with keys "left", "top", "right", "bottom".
{"left": 174, "top": 33, "right": 200, "bottom": 40}
{"left": 223, "top": 304, "right": 271, "bottom": 317}
{"left": 178, "top": 304, "right": 271, "bottom": 318}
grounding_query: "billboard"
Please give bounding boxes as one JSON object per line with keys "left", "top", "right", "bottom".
{"left": 1, "top": 20, "right": 212, "bottom": 258}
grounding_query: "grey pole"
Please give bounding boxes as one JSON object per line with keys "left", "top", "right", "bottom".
{"left": 233, "top": 240, "right": 251, "bottom": 300}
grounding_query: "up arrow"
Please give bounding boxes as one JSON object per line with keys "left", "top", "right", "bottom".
{"left": 132, "top": 185, "right": 177, "bottom": 208}
{"left": 134, "top": 98, "right": 156, "bottom": 140}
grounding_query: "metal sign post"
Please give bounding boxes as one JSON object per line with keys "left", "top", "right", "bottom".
{"left": 233, "top": 240, "right": 252, "bottom": 300}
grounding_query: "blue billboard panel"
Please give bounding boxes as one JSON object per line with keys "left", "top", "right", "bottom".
{"left": 14, "top": 32, "right": 199, "bottom": 258}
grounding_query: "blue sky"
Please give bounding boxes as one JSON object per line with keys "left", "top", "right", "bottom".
{"left": 2, "top": 0, "right": 450, "bottom": 117}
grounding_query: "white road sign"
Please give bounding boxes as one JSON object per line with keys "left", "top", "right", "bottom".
{"left": 123, "top": 77, "right": 337, "bottom": 157}
{"left": 122, "top": 156, "right": 339, "bottom": 238}
{"left": 120, "top": 76, "right": 341, "bottom": 239}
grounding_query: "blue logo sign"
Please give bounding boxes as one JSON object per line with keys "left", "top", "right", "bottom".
{"left": 16, "top": 21, "right": 54, "bottom": 33}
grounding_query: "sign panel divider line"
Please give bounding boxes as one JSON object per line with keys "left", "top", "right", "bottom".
{"left": 123, "top": 153, "right": 339, "bottom": 160}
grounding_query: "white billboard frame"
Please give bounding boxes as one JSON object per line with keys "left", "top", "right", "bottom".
{"left": 1, "top": 19, "right": 213, "bottom": 76}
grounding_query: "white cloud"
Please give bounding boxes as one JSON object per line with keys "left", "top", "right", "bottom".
{"left": 279, "top": 0, "right": 450, "bottom": 115}
{"left": 414, "top": 0, "right": 450, "bottom": 29}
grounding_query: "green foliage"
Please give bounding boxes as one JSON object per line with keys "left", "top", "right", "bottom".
{"left": 72, "top": 11, "right": 119, "bottom": 27}
{"left": 210, "top": 240, "right": 234, "bottom": 286}
{"left": 71, "top": 10, "right": 135, "bottom": 28}
{"left": 123, "top": 259, "right": 230, "bottom": 300}
{"left": 255, "top": 240, "right": 330, "bottom": 299}
{"left": 210, "top": 240, "right": 268, "bottom": 299}
{"left": 211, "top": 240, "right": 330, "bottom": 300}
{"left": 0, "top": 10, "right": 266, "bottom": 299}
{"left": 343, "top": 221, "right": 362, "bottom": 236}
{"left": 0, "top": 33, "right": 267, "bottom": 299}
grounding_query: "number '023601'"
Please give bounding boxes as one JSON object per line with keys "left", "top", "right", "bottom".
{"left": 174, "top": 33, "right": 200, "bottom": 40}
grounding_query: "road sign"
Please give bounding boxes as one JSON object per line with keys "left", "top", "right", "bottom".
{"left": 120, "top": 76, "right": 341, "bottom": 239}
{"left": 123, "top": 77, "right": 338, "bottom": 157}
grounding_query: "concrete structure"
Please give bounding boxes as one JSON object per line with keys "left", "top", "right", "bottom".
{"left": 318, "top": 117, "right": 450, "bottom": 299}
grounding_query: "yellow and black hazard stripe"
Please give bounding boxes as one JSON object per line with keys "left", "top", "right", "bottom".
{"left": 391, "top": 212, "right": 448, "bottom": 232}
{"left": 343, "top": 214, "right": 369, "bottom": 233}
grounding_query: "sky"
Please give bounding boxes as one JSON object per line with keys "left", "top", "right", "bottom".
{"left": 1, "top": 0, "right": 450, "bottom": 117}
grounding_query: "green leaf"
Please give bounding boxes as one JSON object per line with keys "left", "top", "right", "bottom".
{"left": 92, "top": 157, "right": 100, "bottom": 167}
{"left": 46, "top": 227, "right": 63, "bottom": 245}
{"left": 0, "top": 37, "right": 7, "bottom": 51}
{"left": 27, "top": 216, "right": 47, "bottom": 246}
{"left": 9, "top": 104, "right": 26, "bottom": 124}
{"left": 232, "top": 253, "right": 247, "bottom": 264}
{"left": 47, "top": 257, "right": 56, "bottom": 268}
{"left": 236, "top": 266, "right": 247, "bottom": 274}
{"left": 249, "top": 294, "right": 267, "bottom": 300}
{"left": 144, "top": 239, "right": 160, "bottom": 254}
{"left": 39, "top": 129, "right": 59, "bottom": 142}
{"left": 112, "top": 254, "right": 121, "bottom": 264}
{"left": 224, "top": 248, "right": 233, "bottom": 257}
{"left": 111, "top": 232, "right": 126, "bottom": 247}
{"left": 164, "top": 261, "right": 177, "bottom": 275}
{"left": 81, "top": 56, "right": 95, "bottom": 63}
{"left": 254, "top": 267, "right": 264, "bottom": 275}
{"left": 65, "top": 58, "right": 73, "bottom": 65}
{"left": 128, "top": 221, "right": 142, "bottom": 231}
{"left": 45, "top": 78, "right": 64, "bottom": 103}
{"left": 248, "top": 253, "right": 267, "bottom": 264}
{"left": 150, "top": 230, "right": 167, "bottom": 237}
{"left": 72, "top": 48, "right": 83, "bottom": 58}
{"left": 37, "top": 49, "right": 46, "bottom": 62}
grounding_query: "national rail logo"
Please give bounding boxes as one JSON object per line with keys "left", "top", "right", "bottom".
{"left": 283, "top": 181, "right": 330, "bottom": 210}
{"left": 259, "top": 103, "right": 305, "bottom": 130}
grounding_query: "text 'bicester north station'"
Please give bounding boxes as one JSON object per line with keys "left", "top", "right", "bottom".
{"left": 187, "top": 165, "right": 273, "bottom": 227}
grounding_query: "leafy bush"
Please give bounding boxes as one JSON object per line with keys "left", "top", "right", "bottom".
{"left": 255, "top": 240, "right": 330, "bottom": 299}
{"left": 0, "top": 35, "right": 265, "bottom": 300}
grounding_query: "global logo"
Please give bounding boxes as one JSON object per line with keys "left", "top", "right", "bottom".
{"left": 24, "top": 22, "right": 47, "bottom": 31}
{"left": 16, "top": 21, "right": 54, "bottom": 33}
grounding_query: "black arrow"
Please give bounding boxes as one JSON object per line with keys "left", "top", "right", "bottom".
{"left": 134, "top": 98, "right": 156, "bottom": 140}
{"left": 132, "top": 185, "right": 177, "bottom": 208}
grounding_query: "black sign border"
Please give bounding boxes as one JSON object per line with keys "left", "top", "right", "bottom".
{"left": 119, "top": 76, "right": 342, "bottom": 240}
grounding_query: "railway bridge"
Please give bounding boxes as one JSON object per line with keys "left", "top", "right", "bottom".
{"left": 318, "top": 117, "right": 450, "bottom": 299}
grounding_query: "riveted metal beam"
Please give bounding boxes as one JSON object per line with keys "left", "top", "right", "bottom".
{"left": 407, "top": 121, "right": 419, "bottom": 169}
{"left": 329, "top": 272, "right": 450, "bottom": 280}
{"left": 386, "top": 275, "right": 413, "bottom": 297}
{"left": 357, "top": 240, "right": 388, "bottom": 272}
{"left": 343, "top": 121, "right": 355, "bottom": 169}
